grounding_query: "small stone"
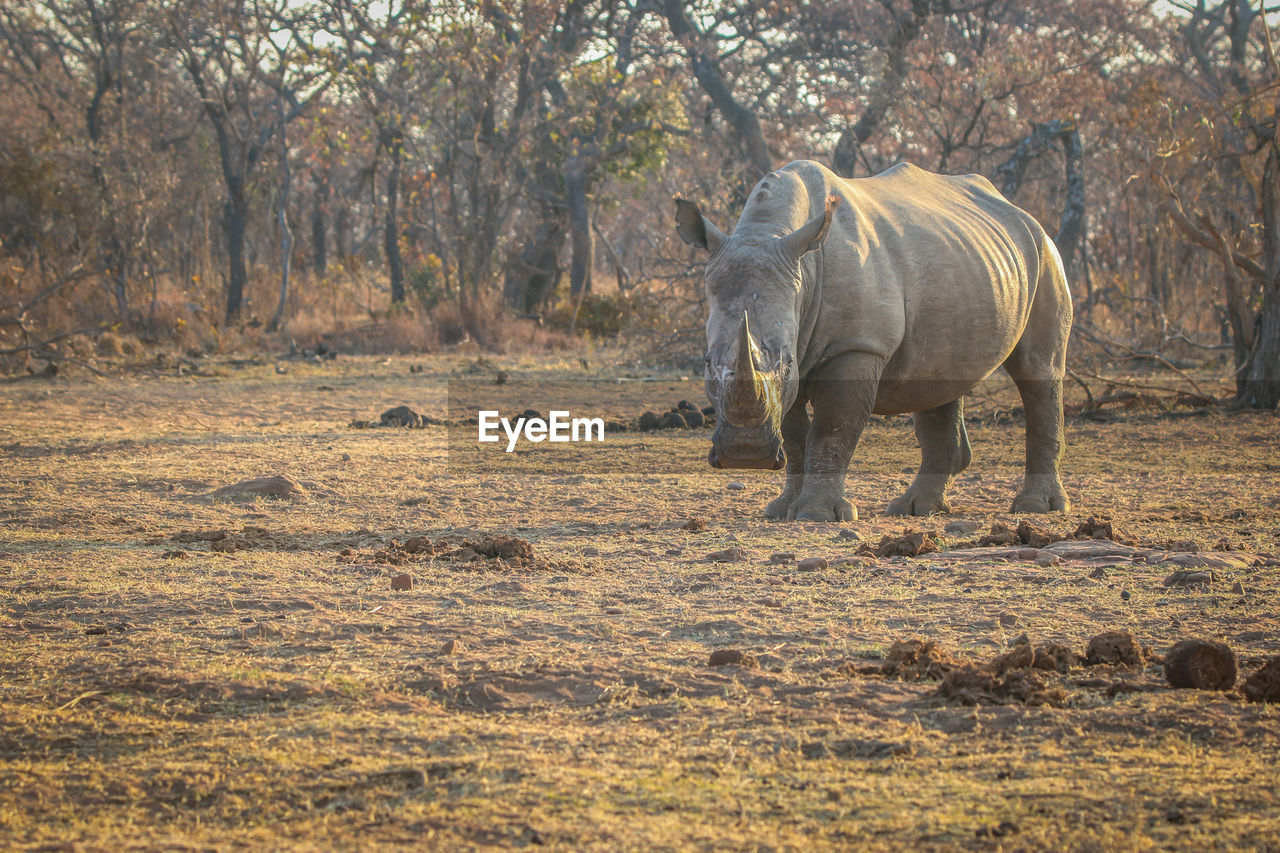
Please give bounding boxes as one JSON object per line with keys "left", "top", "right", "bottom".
{"left": 1015, "top": 548, "right": 1040, "bottom": 561}
{"left": 582, "top": 546, "right": 600, "bottom": 556}
{"left": 708, "top": 648, "right": 757, "bottom": 668}
{"left": 1120, "top": 589, "right": 1131, "bottom": 601}
{"left": 390, "top": 573, "right": 413, "bottom": 591}
{"left": 796, "top": 557, "right": 828, "bottom": 571}
{"left": 769, "top": 553, "right": 796, "bottom": 564}
{"left": 439, "top": 639, "right": 460, "bottom": 655}
{"left": 1231, "top": 581, "right": 1246, "bottom": 595}
{"left": 340, "top": 452, "right": 352, "bottom": 461}
{"left": 1164, "top": 569, "right": 1214, "bottom": 589}
{"left": 726, "top": 481, "right": 746, "bottom": 491}
{"left": 1164, "top": 639, "right": 1237, "bottom": 691}
{"left": 997, "top": 613, "right": 1019, "bottom": 628}
{"left": 837, "top": 529, "right": 863, "bottom": 541}
{"left": 1162, "top": 553, "right": 1250, "bottom": 570}
{"left": 944, "top": 519, "right": 982, "bottom": 535}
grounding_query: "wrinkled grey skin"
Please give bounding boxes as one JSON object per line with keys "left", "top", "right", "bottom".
{"left": 675, "top": 159, "right": 1072, "bottom": 521}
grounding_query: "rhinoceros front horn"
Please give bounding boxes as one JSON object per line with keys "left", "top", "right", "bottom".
{"left": 722, "top": 312, "right": 770, "bottom": 427}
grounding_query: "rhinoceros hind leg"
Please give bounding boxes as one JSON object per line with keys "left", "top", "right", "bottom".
{"left": 764, "top": 400, "right": 812, "bottom": 519}
{"left": 886, "top": 399, "right": 971, "bottom": 516}
{"left": 1008, "top": 376, "right": 1070, "bottom": 514}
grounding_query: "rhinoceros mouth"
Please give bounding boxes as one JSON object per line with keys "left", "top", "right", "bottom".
{"left": 708, "top": 438, "right": 785, "bottom": 470}
{"left": 708, "top": 447, "right": 786, "bottom": 470}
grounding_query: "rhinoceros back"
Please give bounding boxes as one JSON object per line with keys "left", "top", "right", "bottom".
{"left": 778, "top": 160, "right": 1050, "bottom": 412}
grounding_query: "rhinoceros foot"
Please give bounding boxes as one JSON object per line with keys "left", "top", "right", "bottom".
{"left": 886, "top": 488, "right": 951, "bottom": 517}
{"left": 1011, "top": 482, "right": 1070, "bottom": 514}
{"left": 764, "top": 491, "right": 797, "bottom": 519}
{"left": 790, "top": 496, "right": 856, "bottom": 523}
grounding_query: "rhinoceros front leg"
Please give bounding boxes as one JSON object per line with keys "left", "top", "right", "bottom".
{"left": 764, "top": 400, "right": 810, "bottom": 519}
{"left": 886, "top": 398, "right": 972, "bottom": 516}
{"left": 787, "top": 352, "right": 884, "bottom": 522}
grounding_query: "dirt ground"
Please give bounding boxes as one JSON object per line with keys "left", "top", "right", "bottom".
{"left": 2, "top": 352, "right": 1278, "bottom": 851}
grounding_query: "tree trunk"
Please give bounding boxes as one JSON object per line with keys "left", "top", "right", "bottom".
{"left": 1239, "top": 294, "right": 1280, "bottom": 408}
{"left": 503, "top": 212, "right": 564, "bottom": 314}
{"left": 1239, "top": 141, "right": 1280, "bottom": 408}
{"left": 996, "top": 120, "right": 1086, "bottom": 280}
{"left": 565, "top": 159, "right": 592, "bottom": 299}
{"left": 831, "top": 0, "right": 937, "bottom": 177}
{"left": 663, "top": 0, "right": 772, "bottom": 177}
{"left": 269, "top": 117, "right": 293, "bottom": 333}
{"left": 384, "top": 134, "right": 406, "bottom": 304}
{"left": 312, "top": 176, "right": 328, "bottom": 275}
{"left": 223, "top": 191, "right": 250, "bottom": 325}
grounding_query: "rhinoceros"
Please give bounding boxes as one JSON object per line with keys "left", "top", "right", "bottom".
{"left": 675, "top": 159, "right": 1071, "bottom": 521}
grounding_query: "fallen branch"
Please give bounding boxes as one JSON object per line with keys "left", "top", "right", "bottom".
{"left": 1067, "top": 367, "right": 1219, "bottom": 412}
{"left": 1071, "top": 323, "right": 1211, "bottom": 397}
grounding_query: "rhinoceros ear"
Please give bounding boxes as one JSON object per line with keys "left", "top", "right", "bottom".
{"left": 674, "top": 196, "right": 726, "bottom": 253}
{"left": 781, "top": 194, "right": 841, "bottom": 260}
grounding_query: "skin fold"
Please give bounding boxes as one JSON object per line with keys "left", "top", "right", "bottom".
{"left": 676, "top": 159, "right": 1071, "bottom": 522}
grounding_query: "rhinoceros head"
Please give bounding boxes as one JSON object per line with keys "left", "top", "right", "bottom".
{"left": 674, "top": 192, "right": 838, "bottom": 470}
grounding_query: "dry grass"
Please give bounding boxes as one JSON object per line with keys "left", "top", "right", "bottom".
{"left": 1, "top": 354, "right": 1278, "bottom": 851}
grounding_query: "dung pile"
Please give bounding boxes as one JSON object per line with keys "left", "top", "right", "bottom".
{"left": 439, "top": 535, "right": 581, "bottom": 572}
{"left": 865, "top": 530, "right": 939, "bottom": 558}
{"left": 1164, "top": 639, "right": 1237, "bottom": 690}
{"left": 370, "top": 536, "right": 438, "bottom": 566}
{"left": 638, "top": 400, "right": 712, "bottom": 431}
{"left": 936, "top": 664, "right": 1067, "bottom": 707}
{"left": 1085, "top": 630, "right": 1150, "bottom": 666}
{"left": 167, "top": 524, "right": 298, "bottom": 553}
{"left": 879, "top": 638, "right": 960, "bottom": 681}
{"left": 1243, "top": 657, "right": 1280, "bottom": 703}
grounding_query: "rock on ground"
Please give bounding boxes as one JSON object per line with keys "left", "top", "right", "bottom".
{"left": 208, "top": 476, "right": 307, "bottom": 502}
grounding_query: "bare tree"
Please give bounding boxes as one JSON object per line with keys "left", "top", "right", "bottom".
{"left": 168, "top": 0, "right": 330, "bottom": 325}
{"left": 1163, "top": 0, "right": 1280, "bottom": 407}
